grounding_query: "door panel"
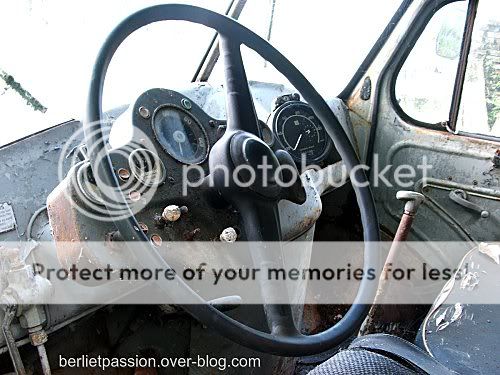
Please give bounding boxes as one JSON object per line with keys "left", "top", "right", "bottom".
{"left": 347, "top": 0, "right": 500, "bottom": 248}
{"left": 372, "top": 124, "right": 500, "bottom": 244}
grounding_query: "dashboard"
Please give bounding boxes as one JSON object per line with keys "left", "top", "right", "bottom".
{"left": 64, "top": 84, "right": 345, "bottom": 244}
{"left": 0, "top": 81, "right": 354, "bottom": 350}
{"left": 117, "top": 86, "right": 341, "bottom": 174}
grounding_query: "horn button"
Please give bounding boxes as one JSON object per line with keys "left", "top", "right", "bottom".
{"left": 230, "top": 132, "right": 281, "bottom": 199}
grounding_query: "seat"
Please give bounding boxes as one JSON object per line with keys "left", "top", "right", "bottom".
{"left": 309, "top": 244, "right": 500, "bottom": 374}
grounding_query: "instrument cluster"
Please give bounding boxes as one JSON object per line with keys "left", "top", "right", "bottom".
{"left": 128, "top": 89, "right": 337, "bottom": 171}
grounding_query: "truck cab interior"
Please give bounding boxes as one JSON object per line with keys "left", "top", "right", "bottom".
{"left": 0, "top": 0, "right": 498, "bottom": 374}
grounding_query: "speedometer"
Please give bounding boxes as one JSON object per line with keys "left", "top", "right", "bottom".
{"left": 272, "top": 101, "right": 330, "bottom": 164}
{"left": 152, "top": 106, "right": 209, "bottom": 164}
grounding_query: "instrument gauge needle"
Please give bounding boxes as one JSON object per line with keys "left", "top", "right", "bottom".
{"left": 293, "top": 134, "right": 303, "bottom": 150}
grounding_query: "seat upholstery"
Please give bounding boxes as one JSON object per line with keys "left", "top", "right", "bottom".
{"left": 308, "top": 334, "right": 455, "bottom": 375}
{"left": 307, "top": 347, "right": 419, "bottom": 375}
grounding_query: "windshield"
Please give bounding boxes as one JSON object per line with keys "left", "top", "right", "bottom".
{"left": 0, "top": 0, "right": 401, "bottom": 146}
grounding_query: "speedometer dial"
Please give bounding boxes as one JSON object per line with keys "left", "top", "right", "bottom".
{"left": 273, "top": 102, "right": 330, "bottom": 164}
{"left": 152, "top": 106, "right": 209, "bottom": 164}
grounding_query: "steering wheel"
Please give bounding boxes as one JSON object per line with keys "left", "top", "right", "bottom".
{"left": 84, "top": 4, "right": 380, "bottom": 356}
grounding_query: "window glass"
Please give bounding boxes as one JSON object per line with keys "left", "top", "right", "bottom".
{"left": 0, "top": 0, "right": 403, "bottom": 147}
{"left": 457, "top": 0, "right": 500, "bottom": 137}
{"left": 0, "top": 0, "right": 227, "bottom": 146}
{"left": 395, "top": 2, "right": 467, "bottom": 124}
{"left": 210, "top": 0, "right": 402, "bottom": 98}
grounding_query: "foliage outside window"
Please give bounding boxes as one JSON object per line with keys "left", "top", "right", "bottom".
{"left": 457, "top": 0, "right": 500, "bottom": 137}
{"left": 395, "top": 2, "right": 467, "bottom": 125}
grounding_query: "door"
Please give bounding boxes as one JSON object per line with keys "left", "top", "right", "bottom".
{"left": 347, "top": 0, "right": 499, "bottom": 252}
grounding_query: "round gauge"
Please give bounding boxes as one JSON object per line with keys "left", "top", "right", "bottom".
{"left": 152, "top": 106, "right": 209, "bottom": 164}
{"left": 273, "top": 102, "right": 330, "bottom": 163}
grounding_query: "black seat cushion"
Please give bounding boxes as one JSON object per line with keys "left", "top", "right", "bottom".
{"left": 307, "top": 347, "right": 419, "bottom": 375}
{"left": 308, "top": 334, "right": 456, "bottom": 375}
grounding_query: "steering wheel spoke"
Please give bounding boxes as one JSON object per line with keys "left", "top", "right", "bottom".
{"left": 237, "top": 200, "right": 298, "bottom": 336}
{"left": 219, "top": 35, "right": 260, "bottom": 136}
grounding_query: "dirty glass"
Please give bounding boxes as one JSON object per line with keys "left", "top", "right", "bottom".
{"left": 456, "top": 0, "right": 500, "bottom": 137}
{"left": 395, "top": 2, "right": 468, "bottom": 124}
{"left": 211, "top": 0, "right": 403, "bottom": 98}
{"left": 1, "top": 0, "right": 402, "bottom": 147}
{"left": 0, "top": 0, "right": 227, "bottom": 146}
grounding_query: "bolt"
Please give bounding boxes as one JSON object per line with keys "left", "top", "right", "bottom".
{"left": 29, "top": 330, "right": 48, "bottom": 346}
{"left": 138, "top": 106, "right": 150, "bottom": 119}
{"left": 220, "top": 227, "right": 238, "bottom": 243}
{"left": 208, "top": 120, "right": 216, "bottom": 128}
{"left": 181, "top": 98, "right": 192, "bottom": 110}
{"left": 481, "top": 211, "right": 490, "bottom": 219}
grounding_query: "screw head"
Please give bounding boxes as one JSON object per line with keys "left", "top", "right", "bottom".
{"left": 181, "top": 98, "right": 192, "bottom": 110}
{"left": 138, "top": 106, "right": 150, "bottom": 119}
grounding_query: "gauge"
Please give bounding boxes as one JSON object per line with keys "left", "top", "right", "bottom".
{"left": 273, "top": 102, "right": 330, "bottom": 164}
{"left": 152, "top": 106, "right": 209, "bottom": 164}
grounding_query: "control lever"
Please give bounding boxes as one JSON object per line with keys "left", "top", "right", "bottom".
{"left": 449, "top": 189, "right": 489, "bottom": 218}
{"left": 360, "top": 191, "right": 425, "bottom": 335}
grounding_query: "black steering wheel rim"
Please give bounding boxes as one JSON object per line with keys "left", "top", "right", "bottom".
{"left": 84, "top": 4, "right": 380, "bottom": 356}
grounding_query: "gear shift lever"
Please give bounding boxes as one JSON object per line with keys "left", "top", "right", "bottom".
{"left": 360, "top": 191, "right": 425, "bottom": 335}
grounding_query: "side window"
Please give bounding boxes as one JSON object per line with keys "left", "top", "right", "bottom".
{"left": 457, "top": 0, "right": 499, "bottom": 137}
{"left": 395, "top": 2, "right": 467, "bottom": 124}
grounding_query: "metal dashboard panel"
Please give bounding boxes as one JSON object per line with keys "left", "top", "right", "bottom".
{"left": 0, "top": 81, "right": 354, "bottom": 350}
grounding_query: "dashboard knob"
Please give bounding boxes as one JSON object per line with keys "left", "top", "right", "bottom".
{"left": 220, "top": 227, "right": 238, "bottom": 243}
{"left": 162, "top": 205, "right": 188, "bottom": 222}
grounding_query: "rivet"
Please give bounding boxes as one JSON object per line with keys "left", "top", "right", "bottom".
{"left": 181, "top": 98, "right": 192, "bottom": 110}
{"left": 138, "top": 106, "right": 150, "bottom": 119}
